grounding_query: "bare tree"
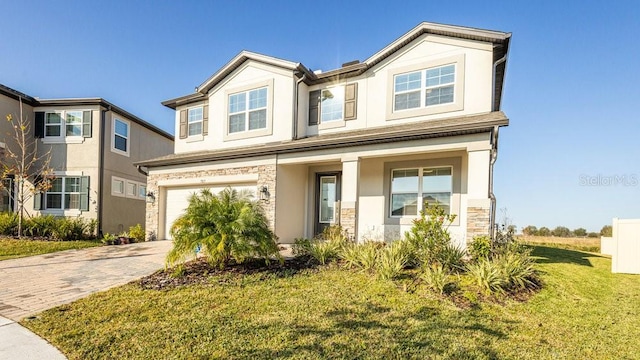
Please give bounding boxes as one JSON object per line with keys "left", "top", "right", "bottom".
{"left": 0, "top": 98, "right": 53, "bottom": 237}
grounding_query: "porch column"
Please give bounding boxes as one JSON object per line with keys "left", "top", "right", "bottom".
{"left": 340, "top": 156, "right": 360, "bottom": 240}
{"left": 466, "top": 149, "right": 491, "bottom": 241}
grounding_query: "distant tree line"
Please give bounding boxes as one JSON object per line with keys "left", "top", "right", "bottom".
{"left": 521, "top": 225, "right": 612, "bottom": 238}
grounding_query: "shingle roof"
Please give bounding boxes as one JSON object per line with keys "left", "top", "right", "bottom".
{"left": 136, "top": 111, "right": 508, "bottom": 167}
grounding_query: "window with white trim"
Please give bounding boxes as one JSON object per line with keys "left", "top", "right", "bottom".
{"left": 112, "top": 177, "right": 125, "bottom": 196}
{"left": 126, "top": 182, "right": 137, "bottom": 197}
{"left": 138, "top": 184, "right": 147, "bottom": 199}
{"left": 320, "top": 86, "right": 344, "bottom": 123}
{"left": 228, "top": 87, "right": 267, "bottom": 133}
{"left": 112, "top": 118, "right": 129, "bottom": 155}
{"left": 393, "top": 64, "right": 455, "bottom": 111}
{"left": 390, "top": 167, "right": 452, "bottom": 216}
{"left": 45, "top": 177, "right": 81, "bottom": 210}
{"left": 43, "top": 110, "right": 90, "bottom": 138}
{"left": 188, "top": 107, "right": 203, "bottom": 136}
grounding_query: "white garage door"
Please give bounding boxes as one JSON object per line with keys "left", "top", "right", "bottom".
{"left": 164, "top": 184, "right": 256, "bottom": 240}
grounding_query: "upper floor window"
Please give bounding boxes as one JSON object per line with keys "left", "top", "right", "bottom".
{"left": 228, "top": 87, "right": 267, "bottom": 134}
{"left": 390, "top": 166, "right": 452, "bottom": 217}
{"left": 38, "top": 110, "right": 92, "bottom": 141}
{"left": 393, "top": 64, "right": 455, "bottom": 112}
{"left": 188, "top": 107, "right": 203, "bottom": 136}
{"left": 112, "top": 118, "right": 130, "bottom": 156}
{"left": 309, "top": 83, "right": 358, "bottom": 127}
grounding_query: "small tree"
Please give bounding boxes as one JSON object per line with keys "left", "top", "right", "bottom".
{"left": 600, "top": 225, "right": 612, "bottom": 237}
{"left": 538, "top": 227, "right": 551, "bottom": 236}
{"left": 551, "top": 226, "right": 572, "bottom": 237}
{"left": 522, "top": 225, "right": 538, "bottom": 236}
{"left": 1, "top": 99, "right": 53, "bottom": 237}
{"left": 573, "top": 228, "right": 587, "bottom": 237}
{"left": 167, "top": 187, "right": 281, "bottom": 268}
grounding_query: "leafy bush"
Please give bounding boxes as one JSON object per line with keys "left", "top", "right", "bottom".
{"left": 292, "top": 238, "right": 311, "bottom": 256}
{"left": 404, "top": 204, "right": 458, "bottom": 268}
{"left": 466, "top": 259, "right": 507, "bottom": 295}
{"left": 23, "top": 215, "right": 56, "bottom": 238}
{"left": 421, "top": 264, "right": 451, "bottom": 295}
{"left": 468, "top": 235, "right": 492, "bottom": 261}
{"left": 497, "top": 249, "right": 539, "bottom": 291}
{"left": 167, "top": 188, "right": 281, "bottom": 268}
{"left": 354, "top": 242, "right": 381, "bottom": 271}
{"left": 128, "top": 224, "right": 145, "bottom": 243}
{"left": 102, "top": 233, "right": 117, "bottom": 245}
{"left": 376, "top": 242, "right": 409, "bottom": 280}
{"left": 0, "top": 212, "right": 18, "bottom": 235}
{"left": 293, "top": 226, "right": 349, "bottom": 265}
{"left": 436, "top": 243, "right": 466, "bottom": 272}
{"left": 307, "top": 240, "right": 340, "bottom": 265}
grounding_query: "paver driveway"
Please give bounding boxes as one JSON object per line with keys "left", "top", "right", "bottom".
{"left": 0, "top": 240, "right": 173, "bottom": 321}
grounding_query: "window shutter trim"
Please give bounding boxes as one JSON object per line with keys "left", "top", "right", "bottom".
{"left": 344, "top": 83, "right": 358, "bottom": 120}
{"left": 34, "top": 112, "right": 45, "bottom": 138}
{"left": 82, "top": 111, "right": 92, "bottom": 138}
{"left": 308, "top": 90, "right": 320, "bottom": 126}
{"left": 179, "top": 110, "right": 187, "bottom": 139}
{"left": 33, "top": 192, "right": 42, "bottom": 210}
{"left": 202, "top": 105, "right": 209, "bottom": 136}
{"left": 80, "top": 176, "right": 90, "bottom": 211}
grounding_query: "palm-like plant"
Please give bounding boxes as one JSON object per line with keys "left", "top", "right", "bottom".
{"left": 166, "top": 187, "right": 281, "bottom": 268}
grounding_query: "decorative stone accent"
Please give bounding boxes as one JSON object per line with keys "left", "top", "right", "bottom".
{"left": 340, "top": 206, "right": 357, "bottom": 240}
{"left": 466, "top": 206, "right": 490, "bottom": 241}
{"left": 145, "top": 164, "right": 277, "bottom": 241}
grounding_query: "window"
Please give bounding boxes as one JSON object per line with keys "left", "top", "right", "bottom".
{"left": 41, "top": 110, "right": 90, "bottom": 139}
{"left": 126, "top": 182, "right": 137, "bottom": 197}
{"left": 45, "top": 112, "right": 63, "bottom": 137}
{"left": 112, "top": 177, "right": 124, "bottom": 196}
{"left": 45, "top": 177, "right": 81, "bottom": 210}
{"left": 188, "top": 107, "right": 203, "bottom": 136}
{"left": 393, "top": 64, "right": 456, "bottom": 111}
{"left": 320, "top": 86, "right": 344, "bottom": 123}
{"left": 138, "top": 185, "right": 147, "bottom": 199}
{"left": 228, "top": 87, "right": 267, "bottom": 133}
{"left": 112, "top": 118, "right": 129, "bottom": 155}
{"left": 390, "top": 167, "right": 452, "bottom": 216}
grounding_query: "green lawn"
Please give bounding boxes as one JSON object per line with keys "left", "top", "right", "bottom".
{"left": 0, "top": 238, "right": 102, "bottom": 261}
{"left": 23, "top": 246, "right": 640, "bottom": 359}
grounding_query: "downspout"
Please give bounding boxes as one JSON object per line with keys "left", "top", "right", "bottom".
{"left": 136, "top": 165, "right": 148, "bottom": 176}
{"left": 97, "top": 108, "right": 107, "bottom": 237}
{"left": 293, "top": 72, "right": 306, "bottom": 140}
{"left": 488, "top": 126, "right": 499, "bottom": 240}
{"left": 489, "top": 53, "right": 507, "bottom": 240}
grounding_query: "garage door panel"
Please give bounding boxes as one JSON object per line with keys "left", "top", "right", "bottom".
{"left": 164, "top": 185, "right": 255, "bottom": 240}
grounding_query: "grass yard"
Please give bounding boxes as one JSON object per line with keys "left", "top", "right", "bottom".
{"left": 23, "top": 246, "right": 640, "bottom": 359}
{"left": 0, "top": 238, "right": 102, "bottom": 261}
{"left": 518, "top": 235, "right": 601, "bottom": 252}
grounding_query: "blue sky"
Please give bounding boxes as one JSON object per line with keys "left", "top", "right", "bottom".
{"left": 2, "top": 0, "right": 638, "bottom": 232}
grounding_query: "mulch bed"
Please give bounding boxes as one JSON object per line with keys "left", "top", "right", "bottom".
{"left": 137, "top": 255, "right": 319, "bottom": 290}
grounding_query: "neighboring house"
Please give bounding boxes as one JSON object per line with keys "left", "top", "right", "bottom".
{"left": 0, "top": 83, "right": 174, "bottom": 235}
{"left": 137, "top": 22, "right": 511, "bottom": 247}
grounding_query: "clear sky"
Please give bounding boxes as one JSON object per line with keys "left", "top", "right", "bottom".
{"left": 1, "top": 0, "right": 638, "bottom": 232}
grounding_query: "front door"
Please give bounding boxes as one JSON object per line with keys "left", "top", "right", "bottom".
{"left": 315, "top": 173, "right": 341, "bottom": 235}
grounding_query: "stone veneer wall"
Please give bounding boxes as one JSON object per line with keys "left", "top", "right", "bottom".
{"left": 340, "top": 206, "right": 357, "bottom": 241}
{"left": 145, "top": 164, "right": 276, "bottom": 241}
{"left": 466, "top": 206, "right": 490, "bottom": 242}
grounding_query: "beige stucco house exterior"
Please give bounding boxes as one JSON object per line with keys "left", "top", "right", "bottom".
{"left": 0, "top": 83, "right": 174, "bottom": 235}
{"left": 137, "top": 22, "right": 511, "bottom": 247}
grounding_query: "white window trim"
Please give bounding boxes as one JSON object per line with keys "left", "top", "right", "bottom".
{"left": 111, "top": 176, "right": 126, "bottom": 197}
{"left": 386, "top": 54, "right": 465, "bottom": 121}
{"left": 224, "top": 79, "right": 274, "bottom": 141}
{"left": 41, "top": 110, "right": 89, "bottom": 144}
{"left": 111, "top": 176, "right": 145, "bottom": 200}
{"left": 187, "top": 106, "right": 204, "bottom": 138}
{"left": 41, "top": 175, "right": 83, "bottom": 215}
{"left": 111, "top": 117, "right": 130, "bottom": 157}
{"left": 389, "top": 166, "right": 453, "bottom": 218}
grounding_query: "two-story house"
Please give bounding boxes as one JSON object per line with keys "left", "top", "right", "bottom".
{"left": 137, "top": 22, "right": 511, "bottom": 248}
{"left": 0, "top": 83, "right": 174, "bottom": 235}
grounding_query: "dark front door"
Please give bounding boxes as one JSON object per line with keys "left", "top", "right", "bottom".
{"left": 315, "top": 172, "right": 341, "bottom": 235}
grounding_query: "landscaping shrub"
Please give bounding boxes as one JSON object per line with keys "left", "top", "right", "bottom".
{"left": 293, "top": 226, "right": 348, "bottom": 265}
{"left": 23, "top": 215, "right": 56, "bottom": 238}
{"left": 307, "top": 240, "right": 340, "bottom": 265}
{"left": 354, "top": 241, "right": 381, "bottom": 271}
{"left": 468, "top": 235, "right": 492, "bottom": 261}
{"left": 404, "top": 204, "right": 459, "bottom": 268}
{"left": 497, "top": 249, "right": 539, "bottom": 291}
{"left": 51, "top": 218, "right": 96, "bottom": 241}
{"left": 421, "top": 263, "right": 451, "bottom": 295}
{"left": 466, "top": 259, "right": 507, "bottom": 295}
{"left": 435, "top": 243, "right": 466, "bottom": 272}
{"left": 0, "top": 212, "right": 18, "bottom": 235}
{"left": 376, "top": 242, "right": 408, "bottom": 280}
{"left": 128, "top": 224, "right": 146, "bottom": 243}
{"left": 167, "top": 188, "right": 281, "bottom": 268}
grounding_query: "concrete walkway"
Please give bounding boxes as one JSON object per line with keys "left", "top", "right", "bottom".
{"left": 0, "top": 240, "right": 173, "bottom": 359}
